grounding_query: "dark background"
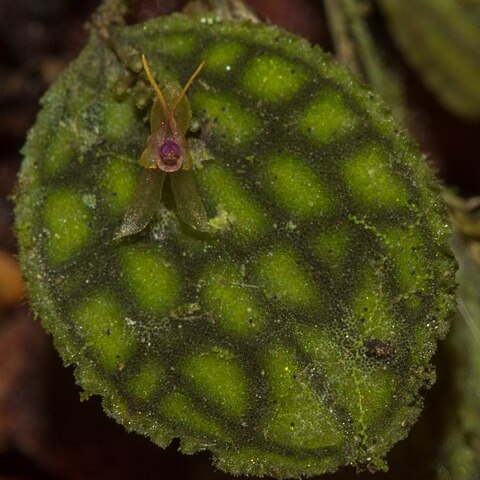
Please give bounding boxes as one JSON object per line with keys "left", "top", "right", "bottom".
{"left": 0, "top": 1, "right": 478, "bottom": 479}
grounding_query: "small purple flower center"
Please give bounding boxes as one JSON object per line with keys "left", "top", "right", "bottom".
{"left": 158, "top": 140, "right": 181, "bottom": 164}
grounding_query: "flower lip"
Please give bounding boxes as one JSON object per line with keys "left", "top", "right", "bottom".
{"left": 159, "top": 140, "right": 181, "bottom": 163}
{"left": 156, "top": 140, "right": 182, "bottom": 172}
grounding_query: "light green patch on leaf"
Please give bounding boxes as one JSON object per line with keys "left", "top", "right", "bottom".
{"left": 243, "top": 55, "right": 307, "bottom": 102}
{"left": 182, "top": 349, "right": 249, "bottom": 418}
{"left": 300, "top": 89, "right": 359, "bottom": 143}
{"left": 128, "top": 362, "right": 165, "bottom": 402}
{"left": 120, "top": 246, "right": 180, "bottom": 314}
{"left": 202, "top": 262, "right": 265, "bottom": 336}
{"left": 151, "top": 33, "right": 196, "bottom": 57}
{"left": 197, "top": 163, "right": 266, "bottom": 239}
{"left": 74, "top": 292, "right": 133, "bottom": 368}
{"left": 256, "top": 247, "right": 317, "bottom": 306}
{"left": 344, "top": 146, "right": 409, "bottom": 208}
{"left": 43, "top": 189, "right": 90, "bottom": 265}
{"left": 192, "top": 90, "right": 260, "bottom": 146}
{"left": 264, "top": 153, "right": 332, "bottom": 218}
{"left": 102, "top": 155, "right": 138, "bottom": 215}
{"left": 203, "top": 41, "right": 245, "bottom": 74}
{"left": 161, "top": 391, "right": 226, "bottom": 438}
{"left": 103, "top": 99, "right": 138, "bottom": 143}
{"left": 44, "top": 125, "right": 77, "bottom": 177}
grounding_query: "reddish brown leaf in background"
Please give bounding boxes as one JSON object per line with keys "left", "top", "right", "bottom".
{"left": 126, "top": 0, "right": 189, "bottom": 23}
{"left": 246, "top": 0, "right": 329, "bottom": 45}
{"left": 0, "top": 308, "right": 49, "bottom": 454}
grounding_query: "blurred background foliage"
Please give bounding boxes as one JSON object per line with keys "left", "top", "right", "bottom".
{"left": 0, "top": 0, "right": 479, "bottom": 479}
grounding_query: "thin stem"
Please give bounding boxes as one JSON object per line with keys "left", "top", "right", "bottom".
{"left": 327, "top": 0, "right": 406, "bottom": 122}
{"left": 324, "top": 0, "right": 361, "bottom": 74}
{"left": 341, "top": 0, "right": 386, "bottom": 92}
